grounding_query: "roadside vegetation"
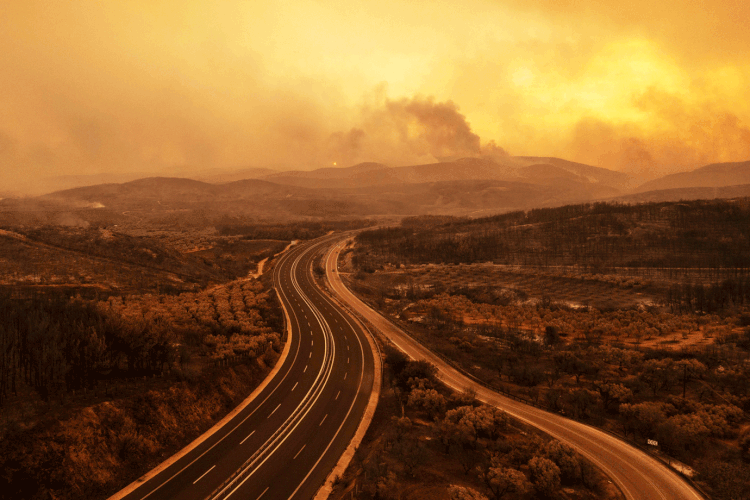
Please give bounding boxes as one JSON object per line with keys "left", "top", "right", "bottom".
{"left": 330, "top": 344, "right": 621, "bottom": 500}
{"left": 0, "top": 225, "right": 288, "bottom": 499}
{"left": 345, "top": 199, "right": 750, "bottom": 500}
{"left": 0, "top": 225, "right": 287, "bottom": 296}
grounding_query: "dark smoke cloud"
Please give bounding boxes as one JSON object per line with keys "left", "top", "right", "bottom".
{"left": 388, "top": 97, "right": 482, "bottom": 160}
{"left": 324, "top": 96, "right": 502, "bottom": 166}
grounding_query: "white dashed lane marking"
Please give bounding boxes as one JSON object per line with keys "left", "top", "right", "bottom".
{"left": 268, "top": 404, "right": 281, "bottom": 418}
{"left": 240, "top": 430, "right": 255, "bottom": 445}
{"left": 193, "top": 465, "right": 215, "bottom": 484}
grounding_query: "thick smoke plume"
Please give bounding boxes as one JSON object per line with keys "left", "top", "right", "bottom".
{"left": 324, "top": 96, "right": 506, "bottom": 167}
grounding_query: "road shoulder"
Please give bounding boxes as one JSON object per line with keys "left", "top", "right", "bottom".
{"left": 314, "top": 240, "right": 383, "bottom": 500}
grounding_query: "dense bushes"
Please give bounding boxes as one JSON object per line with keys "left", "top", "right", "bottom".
{"left": 355, "top": 200, "right": 750, "bottom": 287}
{"left": 0, "top": 278, "right": 284, "bottom": 408}
{"left": 0, "top": 295, "right": 170, "bottom": 406}
{"left": 0, "top": 364, "right": 265, "bottom": 500}
{"left": 349, "top": 275, "right": 750, "bottom": 498}
{"left": 358, "top": 346, "right": 611, "bottom": 499}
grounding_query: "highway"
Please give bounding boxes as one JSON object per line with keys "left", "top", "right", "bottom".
{"left": 325, "top": 236, "right": 704, "bottom": 500}
{"left": 114, "top": 234, "right": 375, "bottom": 500}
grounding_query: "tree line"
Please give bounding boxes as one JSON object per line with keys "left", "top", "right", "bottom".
{"left": 351, "top": 345, "right": 612, "bottom": 500}
{"left": 666, "top": 278, "right": 750, "bottom": 313}
{"left": 0, "top": 294, "right": 175, "bottom": 407}
{"left": 355, "top": 199, "right": 750, "bottom": 273}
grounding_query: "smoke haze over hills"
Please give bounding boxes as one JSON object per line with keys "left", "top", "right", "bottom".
{"left": 1, "top": 1, "right": 749, "bottom": 195}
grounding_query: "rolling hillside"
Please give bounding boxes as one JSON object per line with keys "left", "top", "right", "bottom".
{"left": 635, "top": 160, "right": 750, "bottom": 192}
{"left": 4, "top": 156, "right": 749, "bottom": 226}
{"left": 261, "top": 156, "right": 626, "bottom": 192}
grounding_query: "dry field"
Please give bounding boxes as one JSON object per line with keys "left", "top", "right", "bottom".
{"left": 350, "top": 261, "right": 662, "bottom": 310}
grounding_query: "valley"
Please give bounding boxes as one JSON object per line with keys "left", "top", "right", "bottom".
{"left": 1, "top": 158, "right": 750, "bottom": 500}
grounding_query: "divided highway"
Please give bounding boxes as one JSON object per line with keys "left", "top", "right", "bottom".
{"left": 112, "top": 230, "right": 701, "bottom": 500}
{"left": 325, "top": 235, "right": 704, "bottom": 500}
{"left": 114, "top": 234, "right": 375, "bottom": 500}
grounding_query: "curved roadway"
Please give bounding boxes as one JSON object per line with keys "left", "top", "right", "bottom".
{"left": 115, "top": 234, "right": 375, "bottom": 500}
{"left": 325, "top": 236, "right": 703, "bottom": 500}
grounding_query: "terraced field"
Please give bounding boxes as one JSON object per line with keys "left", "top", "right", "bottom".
{"left": 357, "top": 263, "right": 658, "bottom": 310}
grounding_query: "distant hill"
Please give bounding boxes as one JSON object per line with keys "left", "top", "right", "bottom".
{"left": 391, "top": 157, "right": 519, "bottom": 183}
{"left": 22, "top": 156, "right": 750, "bottom": 225}
{"left": 336, "top": 176, "right": 623, "bottom": 217}
{"left": 46, "top": 177, "right": 311, "bottom": 205}
{"left": 263, "top": 158, "right": 516, "bottom": 188}
{"left": 35, "top": 177, "right": 330, "bottom": 221}
{"left": 263, "top": 162, "right": 396, "bottom": 188}
{"left": 194, "top": 167, "right": 278, "bottom": 184}
{"left": 0, "top": 155, "right": 621, "bottom": 225}
{"left": 261, "top": 156, "right": 625, "bottom": 193}
{"left": 4, "top": 167, "right": 281, "bottom": 196}
{"left": 635, "top": 160, "right": 750, "bottom": 192}
{"left": 611, "top": 184, "right": 750, "bottom": 204}
{"left": 8, "top": 171, "right": 156, "bottom": 196}
{"left": 517, "top": 163, "right": 585, "bottom": 182}
{"left": 8, "top": 170, "right": 626, "bottom": 227}
{"left": 263, "top": 157, "right": 520, "bottom": 187}
{"left": 514, "top": 156, "right": 631, "bottom": 190}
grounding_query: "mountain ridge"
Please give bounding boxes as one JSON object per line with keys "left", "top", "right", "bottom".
{"left": 10, "top": 157, "right": 750, "bottom": 224}
{"left": 635, "top": 160, "right": 750, "bottom": 192}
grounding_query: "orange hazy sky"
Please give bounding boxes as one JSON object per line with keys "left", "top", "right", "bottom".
{"left": 1, "top": 0, "right": 749, "bottom": 189}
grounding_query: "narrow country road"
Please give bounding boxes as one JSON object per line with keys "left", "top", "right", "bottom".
{"left": 325, "top": 236, "right": 704, "bottom": 500}
{"left": 112, "top": 234, "right": 375, "bottom": 500}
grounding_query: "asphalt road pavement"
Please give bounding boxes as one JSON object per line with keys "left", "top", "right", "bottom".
{"left": 113, "top": 234, "right": 375, "bottom": 500}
